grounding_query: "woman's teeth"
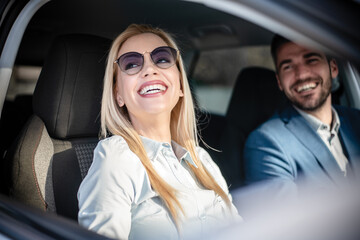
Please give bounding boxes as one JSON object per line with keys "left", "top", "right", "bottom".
{"left": 139, "top": 84, "right": 166, "bottom": 95}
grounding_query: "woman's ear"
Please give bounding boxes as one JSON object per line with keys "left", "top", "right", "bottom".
{"left": 117, "top": 96, "right": 125, "bottom": 107}
{"left": 114, "top": 82, "right": 125, "bottom": 107}
{"left": 179, "top": 89, "right": 184, "bottom": 97}
{"left": 116, "top": 90, "right": 125, "bottom": 107}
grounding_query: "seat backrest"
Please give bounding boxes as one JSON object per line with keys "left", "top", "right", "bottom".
{"left": 218, "top": 67, "right": 288, "bottom": 189}
{"left": 3, "top": 34, "right": 111, "bottom": 220}
{"left": 226, "top": 67, "right": 288, "bottom": 137}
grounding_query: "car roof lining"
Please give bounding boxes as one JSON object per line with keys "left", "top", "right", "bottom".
{"left": 15, "top": 0, "right": 273, "bottom": 66}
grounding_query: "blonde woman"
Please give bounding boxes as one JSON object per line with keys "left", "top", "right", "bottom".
{"left": 78, "top": 24, "right": 240, "bottom": 240}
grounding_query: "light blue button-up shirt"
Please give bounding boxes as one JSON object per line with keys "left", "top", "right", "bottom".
{"left": 78, "top": 135, "right": 241, "bottom": 240}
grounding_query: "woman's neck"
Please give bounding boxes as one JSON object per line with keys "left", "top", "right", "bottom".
{"left": 130, "top": 113, "right": 172, "bottom": 143}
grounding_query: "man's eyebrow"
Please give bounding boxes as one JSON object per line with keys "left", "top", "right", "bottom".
{"left": 278, "top": 59, "right": 292, "bottom": 70}
{"left": 303, "top": 52, "right": 324, "bottom": 59}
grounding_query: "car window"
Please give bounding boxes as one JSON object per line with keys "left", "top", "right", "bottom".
{"left": 192, "top": 45, "right": 274, "bottom": 115}
{"left": 5, "top": 65, "right": 40, "bottom": 101}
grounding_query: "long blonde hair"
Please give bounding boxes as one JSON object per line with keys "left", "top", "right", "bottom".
{"left": 101, "top": 24, "right": 231, "bottom": 228}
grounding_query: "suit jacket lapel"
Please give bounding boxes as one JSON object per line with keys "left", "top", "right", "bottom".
{"left": 280, "top": 106, "right": 345, "bottom": 183}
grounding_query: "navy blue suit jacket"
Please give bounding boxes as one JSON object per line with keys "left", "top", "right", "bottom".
{"left": 244, "top": 105, "right": 360, "bottom": 196}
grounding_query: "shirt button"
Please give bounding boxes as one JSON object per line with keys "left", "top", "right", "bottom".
{"left": 200, "top": 215, "right": 206, "bottom": 221}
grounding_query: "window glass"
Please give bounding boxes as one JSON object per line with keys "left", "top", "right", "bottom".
{"left": 192, "top": 46, "right": 274, "bottom": 115}
{"left": 6, "top": 65, "right": 40, "bottom": 100}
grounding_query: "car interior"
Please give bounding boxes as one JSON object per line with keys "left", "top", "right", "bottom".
{"left": 0, "top": 0, "right": 357, "bottom": 226}
{"left": 2, "top": 34, "right": 112, "bottom": 220}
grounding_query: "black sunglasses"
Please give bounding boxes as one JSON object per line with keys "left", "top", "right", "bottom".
{"left": 114, "top": 46, "right": 178, "bottom": 75}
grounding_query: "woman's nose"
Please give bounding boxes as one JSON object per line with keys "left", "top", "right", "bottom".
{"left": 141, "top": 54, "right": 158, "bottom": 77}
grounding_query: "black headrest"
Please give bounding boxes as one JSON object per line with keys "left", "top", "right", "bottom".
{"left": 226, "top": 67, "right": 288, "bottom": 136}
{"left": 33, "top": 34, "right": 111, "bottom": 139}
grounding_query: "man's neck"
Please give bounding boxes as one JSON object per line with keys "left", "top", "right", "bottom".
{"left": 302, "top": 97, "right": 333, "bottom": 126}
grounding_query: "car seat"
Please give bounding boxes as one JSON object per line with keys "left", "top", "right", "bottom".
{"left": 0, "top": 95, "right": 33, "bottom": 162}
{"left": 2, "top": 34, "right": 111, "bottom": 220}
{"left": 217, "top": 66, "right": 288, "bottom": 189}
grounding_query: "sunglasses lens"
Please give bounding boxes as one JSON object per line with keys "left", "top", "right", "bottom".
{"left": 116, "top": 47, "right": 177, "bottom": 75}
{"left": 151, "top": 47, "right": 177, "bottom": 69}
{"left": 119, "top": 52, "right": 143, "bottom": 75}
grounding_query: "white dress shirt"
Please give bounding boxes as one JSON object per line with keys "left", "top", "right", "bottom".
{"left": 77, "top": 135, "right": 240, "bottom": 240}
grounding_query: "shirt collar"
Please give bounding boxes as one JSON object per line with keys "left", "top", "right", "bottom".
{"left": 171, "top": 141, "right": 198, "bottom": 168}
{"left": 140, "top": 135, "right": 163, "bottom": 161}
{"left": 294, "top": 106, "right": 341, "bottom": 133}
{"left": 332, "top": 108, "right": 341, "bottom": 133}
{"left": 140, "top": 135, "right": 198, "bottom": 168}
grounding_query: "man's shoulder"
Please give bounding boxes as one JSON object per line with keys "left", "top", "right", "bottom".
{"left": 246, "top": 105, "right": 302, "bottom": 143}
{"left": 334, "top": 104, "right": 360, "bottom": 117}
{"left": 334, "top": 105, "right": 360, "bottom": 130}
{"left": 252, "top": 107, "right": 291, "bottom": 133}
{"left": 245, "top": 113, "right": 288, "bottom": 146}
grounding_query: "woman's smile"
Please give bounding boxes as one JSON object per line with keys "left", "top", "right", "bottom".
{"left": 138, "top": 80, "right": 168, "bottom": 97}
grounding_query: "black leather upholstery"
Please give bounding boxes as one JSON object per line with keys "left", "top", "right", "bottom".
{"left": 5, "top": 34, "right": 111, "bottom": 220}
{"left": 209, "top": 67, "right": 288, "bottom": 189}
{"left": 33, "top": 34, "right": 111, "bottom": 139}
{"left": 226, "top": 67, "right": 288, "bottom": 137}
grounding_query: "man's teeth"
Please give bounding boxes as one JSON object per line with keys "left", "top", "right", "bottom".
{"left": 297, "top": 83, "right": 317, "bottom": 93}
{"left": 139, "top": 84, "right": 166, "bottom": 95}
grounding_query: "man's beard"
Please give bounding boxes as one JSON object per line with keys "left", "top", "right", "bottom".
{"left": 289, "top": 76, "right": 332, "bottom": 112}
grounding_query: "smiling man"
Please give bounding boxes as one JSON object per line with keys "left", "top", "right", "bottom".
{"left": 243, "top": 34, "right": 360, "bottom": 197}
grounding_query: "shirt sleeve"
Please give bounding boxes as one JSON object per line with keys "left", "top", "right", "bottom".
{"left": 77, "top": 136, "right": 148, "bottom": 239}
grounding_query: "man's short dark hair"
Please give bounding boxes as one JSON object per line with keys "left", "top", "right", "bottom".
{"left": 270, "top": 34, "right": 291, "bottom": 68}
{"left": 270, "top": 34, "right": 333, "bottom": 71}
